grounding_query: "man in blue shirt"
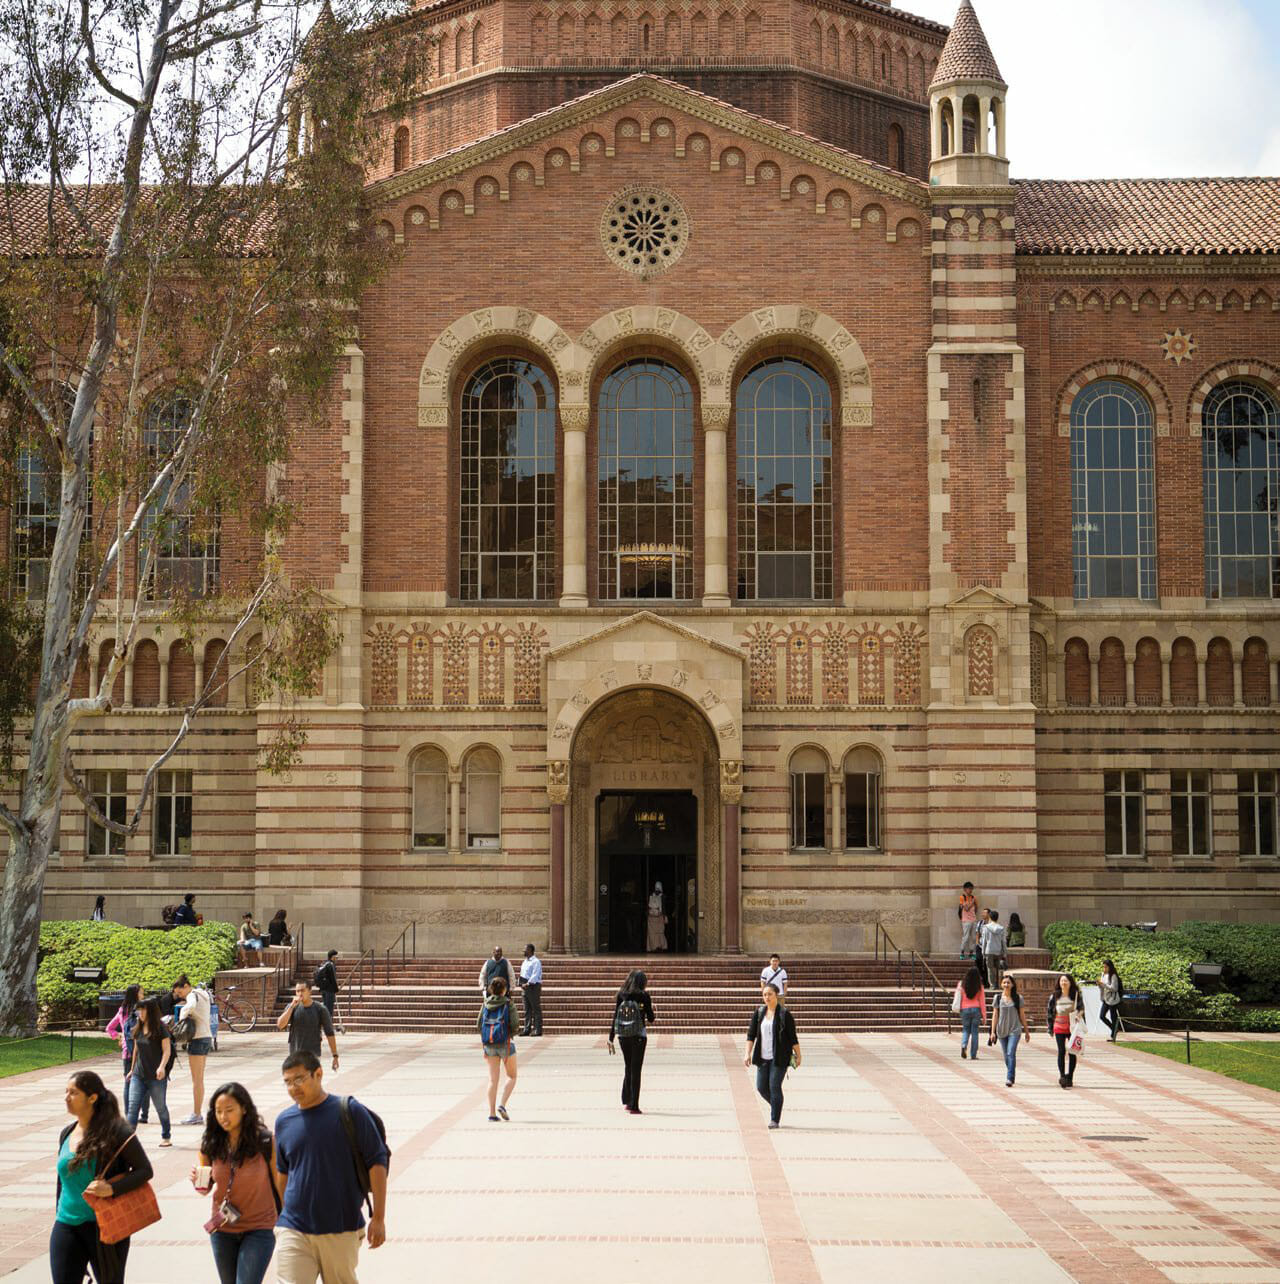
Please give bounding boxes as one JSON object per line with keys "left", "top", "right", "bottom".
{"left": 519, "top": 943, "right": 543, "bottom": 1036}
{"left": 274, "top": 1050, "right": 388, "bottom": 1283}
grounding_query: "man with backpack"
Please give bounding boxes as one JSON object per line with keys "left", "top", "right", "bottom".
{"left": 278, "top": 981, "right": 340, "bottom": 1071}
{"left": 314, "top": 950, "right": 342, "bottom": 1027}
{"left": 275, "top": 1050, "right": 389, "bottom": 1283}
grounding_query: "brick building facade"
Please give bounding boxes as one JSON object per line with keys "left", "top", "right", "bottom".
{"left": 11, "top": 0, "right": 1280, "bottom": 955}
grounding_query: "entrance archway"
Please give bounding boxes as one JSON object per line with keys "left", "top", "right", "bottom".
{"left": 569, "top": 688, "right": 721, "bottom": 953}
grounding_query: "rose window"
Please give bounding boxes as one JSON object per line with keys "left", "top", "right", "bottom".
{"left": 601, "top": 188, "right": 689, "bottom": 276}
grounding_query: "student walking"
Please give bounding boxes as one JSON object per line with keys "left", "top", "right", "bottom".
{"left": 1047, "top": 973, "right": 1086, "bottom": 1088}
{"left": 608, "top": 970, "right": 656, "bottom": 1114}
{"left": 105, "top": 986, "right": 148, "bottom": 1124}
{"left": 313, "top": 952, "right": 342, "bottom": 1027}
{"left": 172, "top": 975, "right": 213, "bottom": 1124}
{"left": 126, "top": 999, "right": 172, "bottom": 1146}
{"left": 278, "top": 982, "right": 340, "bottom": 1069}
{"left": 980, "top": 909, "right": 1007, "bottom": 987}
{"left": 1098, "top": 959, "right": 1123, "bottom": 1042}
{"left": 53, "top": 1070, "right": 154, "bottom": 1284}
{"left": 958, "top": 882, "right": 978, "bottom": 956}
{"left": 760, "top": 953, "right": 787, "bottom": 996}
{"left": 478, "top": 978, "right": 519, "bottom": 1121}
{"left": 274, "top": 1051, "right": 388, "bottom": 1284}
{"left": 744, "top": 983, "right": 800, "bottom": 1129}
{"left": 518, "top": 944, "right": 543, "bottom": 1036}
{"left": 954, "top": 966, "right": 987, "bottom": 1061}
{"left": 193, "top": 1083, "right": 279, "bottom": 1284}
{"left": 477, "top": 946, "right": 515, "bottom": 996}
{"left": 988, "top": 975, "right": 1030, "bottom": 1086}
{"left": 174, "top": 893, "right": 199, "bottom": 926}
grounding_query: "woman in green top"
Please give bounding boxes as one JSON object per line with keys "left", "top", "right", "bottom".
{"left": 53, "top": 1070, "right": 153, "bottom": 1284}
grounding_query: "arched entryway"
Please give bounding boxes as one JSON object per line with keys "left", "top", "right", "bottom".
{"left": 569, "top": 688, "right": 722, "bottom": 953}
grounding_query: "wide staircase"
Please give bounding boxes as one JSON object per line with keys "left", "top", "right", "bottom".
{"left": 282, "top": 954, "right": 988, "bottom": 1034}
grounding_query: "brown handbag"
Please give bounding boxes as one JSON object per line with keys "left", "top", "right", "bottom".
{"left": 82, "top": 1130, "right": 162, "bottom": 1244}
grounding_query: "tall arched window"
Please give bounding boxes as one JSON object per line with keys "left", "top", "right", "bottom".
{"left": 887, "top": 123, "right": 905, "bottom": 171}
{"left": 459, "top": 358, "right": 557, "bottom": 601}
{"left": 843, "top": 746, "right": 882, "bottom": 850}
{"left": 464, "top": 746, "right": 501, "bottom": 848}
{"left": 597, "top": 358, "right": 694, "bottom": 600}
{"left": 789, "top": 747, "right": 827, "bottom": 849}
{"left": 735, "top": 358, "right": 833, "bottom": 600}
{"left": 1202, "top": 380, "right": 1280, "bottom": 599}
{"left": 142, "top": 394, "right": 220, "bottom": 599}
{"left": 1070, "top": 379, "right": 1155, "bottom": 599}
{"left": 411, "top": 747, "right": 448, "bottom": 849}
{"left": 393, "top": 125, "right": 409, "bottom": 172}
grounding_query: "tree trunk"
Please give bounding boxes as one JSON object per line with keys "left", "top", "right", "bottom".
{"left": 0, "top": 805, "right": 59, "bottom": 1034}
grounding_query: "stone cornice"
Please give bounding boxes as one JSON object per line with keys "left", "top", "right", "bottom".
{"left": 927, "top": 183, "right": 1014, "bottom": 202}
{"left": 1015, "top": 253, "right": 1280, "bottom": 278}
{"left": 366, "top": 74, "right": 931, "bottom": 210}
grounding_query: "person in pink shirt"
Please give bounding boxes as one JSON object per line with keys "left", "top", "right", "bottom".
{"left": 954, "top": 966, "right": 987, "bottom": 1060}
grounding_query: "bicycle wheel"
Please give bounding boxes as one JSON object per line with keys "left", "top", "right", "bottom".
{"left": 222, "top": 996, "right": 257, "bottom": 1034}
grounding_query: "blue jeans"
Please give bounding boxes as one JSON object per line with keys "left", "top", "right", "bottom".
{"left": 998, "top": 1033, "right": 1020, "bottom": 1082}
{"left": 127, "top": 1075, "right": 171, "bottom": 1139}
{"left": 755, "top": 1058, "right": 786, "bottom": 1123}
{"left": 960, "top": 1007, "right": 981, "bottom": 1057}
{"left": 210, "top": 1228, "right": 276, "bottom": 1284}
{"left": 123, "top": 1060, "right": 148, "bottom": 1121}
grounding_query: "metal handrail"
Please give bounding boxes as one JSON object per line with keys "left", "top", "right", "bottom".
{"left": 876, "top": 920, "right": 954, "bottom": 1032}
{"left": 384, "top": 921, "right": 419, "bottom": 986}
{"left": 345, "top": 948, "right": 376, "bottom": 1003}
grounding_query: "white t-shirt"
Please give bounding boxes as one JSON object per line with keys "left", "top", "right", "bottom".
{"left": 760, "top": 965, "right": 787, "bottom": 995}
{"left": 760, "top": 1013, "right": 776, "bottom": 1062}
{"left": 180, "top": 987, "right": 212, "bottom": 1039}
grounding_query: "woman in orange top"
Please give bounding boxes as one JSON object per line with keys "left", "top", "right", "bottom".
{"left": 954, "top": 966, "right": 987, "bottom": 1061}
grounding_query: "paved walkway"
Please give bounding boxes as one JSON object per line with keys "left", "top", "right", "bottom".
{"left": 3, "top": 1031, "right": 1280, "bottom": 1283}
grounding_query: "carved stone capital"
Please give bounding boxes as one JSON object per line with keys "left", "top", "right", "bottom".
{"left": 720, "top": 759, "right": 743, "bottom": 804}
{"left": 560, "top": 405, "right": 590, "bottom": 432}
{"left": 702, "top": 404, "right": 731, "bottom": 431}
{"left": 547, "top": 759, "right": 570, "bottom": 805}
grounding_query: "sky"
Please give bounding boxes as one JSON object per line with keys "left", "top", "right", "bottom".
{"left": 901, "top": 0, "right": 1280, "bottom": 178}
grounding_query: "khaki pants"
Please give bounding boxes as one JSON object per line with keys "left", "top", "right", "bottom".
{"left": 276, "top": 1227, "right": 363, "bottom": 1284}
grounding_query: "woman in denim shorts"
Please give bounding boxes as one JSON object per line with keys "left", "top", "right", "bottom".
{"left": 477, "top": 978, "right": 518, "bottom": 1121}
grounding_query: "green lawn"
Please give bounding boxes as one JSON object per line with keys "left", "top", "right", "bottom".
{"left": 1125, "top": 1039, "right": 1280, "bottom": 1093}
{"left": 0, "top": 1034, "right": 118, "bottom": 1079}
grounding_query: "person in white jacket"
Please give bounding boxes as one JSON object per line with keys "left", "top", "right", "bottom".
{"left": 979, "top": 910, "right": 1007, "bottom": 986}
{"left": 1098, "top": 959, "right": 1123, "bottom": 1042}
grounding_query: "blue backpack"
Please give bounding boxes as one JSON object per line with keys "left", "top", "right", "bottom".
{"left": 481, "top": 1001, "right": 511, "bottom": 1045}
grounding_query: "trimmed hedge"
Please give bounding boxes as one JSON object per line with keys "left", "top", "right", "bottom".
{"left": 1043, "top": 920, "right": 1280, "bottom": 1029}
{"left": 37, "top": 920, "right": 236, "bottom": 1024}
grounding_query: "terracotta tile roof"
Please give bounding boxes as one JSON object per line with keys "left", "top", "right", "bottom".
{"left": 1014, "top": 178, "right": 1280, "bottom": 256}
{"left": 930, "top": 0, "right": 1003, "bottom": 87}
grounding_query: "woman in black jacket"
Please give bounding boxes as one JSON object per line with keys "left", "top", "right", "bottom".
{"left": 744, "top": 983, "right": 800, "bottom": 1128}
{"left": 607, "top": 969, "right": 656, "bottom": 1114}
{"left": 54, "top": 1070, "right": 154, "bottom": 1284}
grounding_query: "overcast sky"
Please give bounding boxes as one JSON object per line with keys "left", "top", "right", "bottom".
{"left": 903, "top": 0, "right": 1280, "bottom": 178}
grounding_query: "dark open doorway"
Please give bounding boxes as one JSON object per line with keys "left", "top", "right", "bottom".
{"left": 596, "top": 791, "right": 698, "bottom": 954}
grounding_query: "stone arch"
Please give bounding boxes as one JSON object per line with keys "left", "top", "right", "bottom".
{"left": 418, "top": 307, "right": 587, "bottom": 427}
{"left": 720, "top": 305, "right": 872, "bottom": 428}
{"left": 1056, "top": 360, "right": 1171, "bottom": 438}
{"left": 578, "top": 306, "right": 717, "bottom": 409}
{"left": 1187, "top": 359, "right": 1280, "bottom": 435}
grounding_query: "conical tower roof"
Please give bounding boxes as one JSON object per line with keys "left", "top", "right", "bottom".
{"left": 930, "top": 0, "right": 1004, "bottom": 88}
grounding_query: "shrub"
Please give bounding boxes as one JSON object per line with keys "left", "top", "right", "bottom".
{"left": 37, "top": 920, "right": 237, "bottom": 1024}
{"left": 1175, "top": 922, "right": 1280, "bottom": 1003}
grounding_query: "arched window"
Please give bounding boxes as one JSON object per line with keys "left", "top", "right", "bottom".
{"left": 142, "top": 394, "right": 220, "bottom": 598}
{"left": 888, "top": 123, "right": 905, "bottom": 172}
{"left": 1202, "top": 380, "right": 1280, "bottom": 599}
{"left": 464, "top": 747, "right": 501, "bottom": 848}
{"left": 393, "top": 125, "right": 409, "bottom": 172}
{"left": 597, "top": 359, "right": 694, "bottom": 600}
{"left": 843, "top": 746, "right": 882, "bottom": 850}
{"left": 411, "top": 747, "right": 448, "bottom": 849}
{"left": 459, "top": 358, "right": 557, "bottom": 601}
{"left": 789, "top": 747, "right": 827, "bottom": 849}
{"left": 735, "top": 358, "right": 833, "bottom": 601}
{"left": 1070, "top": 380, "right": 1155, "bottom": 600}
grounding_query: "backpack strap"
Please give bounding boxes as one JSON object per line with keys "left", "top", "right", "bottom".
{"left": 338, "top": 1096, "right": 373, "bottom": 1218}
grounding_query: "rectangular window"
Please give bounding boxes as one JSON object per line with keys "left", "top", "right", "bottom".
{"left": 86, "top": 770, "right": 126, "bottom": 857}
{"left": 153, "top": 769, "right": 193, "bottom": 856}
{"left": 1103, "top": 769, "right": 1144, "bottom": 858}
{"left": 465, "top": 761, "right": 501, "bottom": 849}
{"left": 844, "top": 771, "right": 881, "bottom": 849}
{"left": 790, "top": 772, "right": 825, "bottom": 849}
{"left": 1170, "top": 770, "right": 1212, "bottom": 858}
{"left": 1238, "top": 770, "right": 1278, "bottom": 857}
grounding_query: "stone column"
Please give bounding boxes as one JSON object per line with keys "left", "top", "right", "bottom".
{"left": 1124, "top": 657, "right": 1135, "bottom": 708}
{"left": 560, "top": 406, "right": 589, "bottom": 608}
{"left": 1088, "top": 656, "right": 1099, "bottom": 706}
{"left": 193, "top": 655, "right": 205, "bottom": 704}
{"left": 1270, "top": 659, "right": 1278, "bottom": 706}
{"left": 1233, "top": 656, "right": 1243, "bottom": 709}
{"left": 721, "top": 760, "right": 742, "bottom": 953}
{"left": 547, "top": 762, "right": 569, "bottom": 953}
{"left": 448, "top": 768, "right": 462, "bottom": 854}
{"left": 1161, "top": 653, "right": 1172, "bottom": 708}
{"left": 1196, "top": 657, "right": 1207, "bottom": 706}
{"left": 703, "top": 404, "right": 731, "bottom": 608}
{"left": 123, "top": 654, "right": 134, "bottom": 709}
{"left": 829, "top": 772, "right": 844, "bottom": 852}
{"left": 159, "top": 656, "right": 170, "bottom": 708}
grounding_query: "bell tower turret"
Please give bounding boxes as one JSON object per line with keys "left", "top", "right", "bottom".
{"left": 929, "top": 0, "right": 1008, "bottom": 187}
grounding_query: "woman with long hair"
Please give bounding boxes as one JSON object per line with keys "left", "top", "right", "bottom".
{"left": 1047, "top": 973, "right": 1086, "bottom": 1088}
{"left": 125, "top": 999, "right": 172, "bottom": 1145}
{"left": 744, "top": 982, "right": 800, "bottom": 1128}
{"left": 52, "top": 1070, "right": 153, "bottom": 1284}
{"left": 1006, "top": 912, "right": 1026, "bottom": 948}
{"left": 988, "top": 974, "right": 1030, "bottom": 1087}
{"left": 477, "top": 977, "right": 519, "bottom": 1121}
{"left": 104, "top": 986, "right": 148, "bottom": 1126}
{"left": 192, "top": 1083, "right": 278, "bottom": 1284}
{"left": 267, "top": 909, "right": 291, "bottom": 947}
{"left": 954, "top": 965, "right": 987, "bottom": 1061}
{"left": 91, "top": 895, "right": 106, "bottom": 922}
{"left": 1098, "top": 958, "right": 1123, "bottom": 1042}
{"left": 608, "top": 969, "right": 656, "bottom": 1113}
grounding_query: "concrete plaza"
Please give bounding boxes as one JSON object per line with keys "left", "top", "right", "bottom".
{"left": 2, "top": 1030, "right": 1279, "bottom": 1283}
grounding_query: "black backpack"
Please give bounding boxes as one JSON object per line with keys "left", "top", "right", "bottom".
{"left": 339, "top": 1096, "right": 391, "bottom": 1217}
{"left": 615, "top": 995, "right": 645, "bottom": 1038}
{"left": 313, "top": 963, "right": 337, "bottom": 992}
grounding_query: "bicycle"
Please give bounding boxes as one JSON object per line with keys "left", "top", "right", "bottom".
{"left": 219, "top": 985, "right": 258, "bottom": 1034}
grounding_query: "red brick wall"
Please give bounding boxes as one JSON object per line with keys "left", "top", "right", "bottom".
{"left": 133, "top": 640, "right": 160, "bottom": 707}
{"left": 1098, "top": 637, "right": 1125, "bottom": 706}
{"left": 168, "top": 641, "right": 195, "bottom": 706}
{"left": 1134, "top": 637, "right": 1161, "bottom": 705}
{"left": 1243, "top": 637, "right": 1271, "bottom": 707}
{"left": 1206, "top": 637, "right": 1233, "bottom": 706}
{"left": 1171, "top": 637, "right": 1197, "bottom": 706}
{"left": 1064, "top": 637, "right": 1089, "bottom": 705}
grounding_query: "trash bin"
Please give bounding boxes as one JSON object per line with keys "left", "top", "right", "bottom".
{"left": 1120, "top": 990, "right": 1152, "bottom": 1029}
{"left": 97, "top": 991, "right": 126, "bottom": 1032}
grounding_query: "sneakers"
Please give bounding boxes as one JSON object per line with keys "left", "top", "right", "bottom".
{"left": 158, "top": 1138, "right": 172, "bottom": 1147}
{"left": 488, "top": 1115, "right": 500, "bottom": 1122}
{"left": 960, "top": 1047, "right": 967, "bottom": 1059}
{"left": 179, "top": 1113, "right": 202, "bottom": 1125}
{"left": 1005, "top": 1080, "right": 1013, "bottom": 1088}
{"left": 767, "top": 1121, "right": 780, "bottom": 1130}
{"left": 497, "top": 1105, "right": 509, "bottom": 1121}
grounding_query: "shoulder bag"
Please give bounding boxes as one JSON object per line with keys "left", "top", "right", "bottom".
{"left": 82, "top": 1133, "right": 161, "bottom": 1244}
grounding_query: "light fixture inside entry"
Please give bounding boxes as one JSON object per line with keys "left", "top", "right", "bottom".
{"left": 635, "top": 807, "right": 667, "bottom": 847}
